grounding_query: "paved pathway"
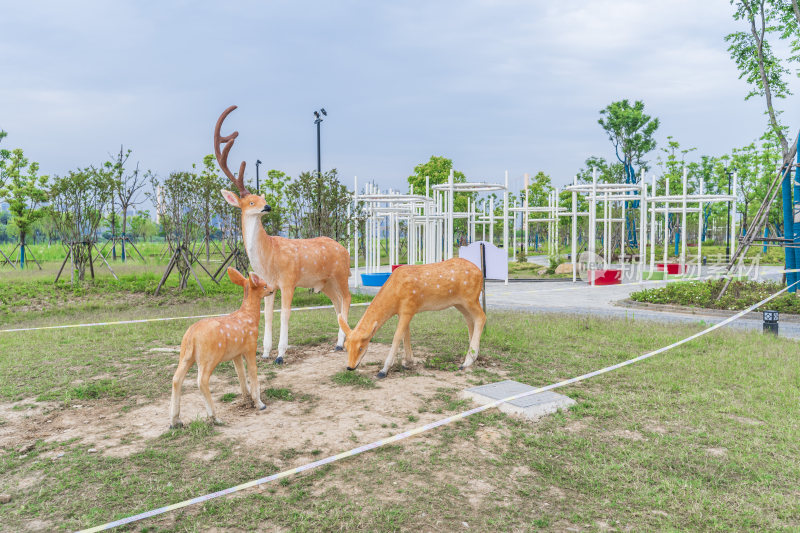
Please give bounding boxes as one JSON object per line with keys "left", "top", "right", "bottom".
{"left": 352, "top": 264, "right": 799, "bottom": 339}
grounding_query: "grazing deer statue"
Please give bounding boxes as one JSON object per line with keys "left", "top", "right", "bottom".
{"left": 215, "top": 105, "right": 352, "bottom": 364}
{"left": 337, "top": 258, "right": 486, "bottom": 378}
{"left": 170, "top": 267, "right": 274, "bottom": 428}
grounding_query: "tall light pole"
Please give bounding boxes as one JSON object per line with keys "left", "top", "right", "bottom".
{"left": 255, "top": 159, "right": 262, "bottom": 195}
{"left": 313, "top": 108, "right": 327, "bottom": 236}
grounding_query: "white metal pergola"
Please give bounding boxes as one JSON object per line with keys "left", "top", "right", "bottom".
{"left": 646, "top": 168, "right": 737, "bottom": 277}
{"left": 564, "top": 169, "right": 646, "bottom": 285}
{"left": 509, "top": 188, "right": 567, "bottom": 260}
{"left": 352, "top": 171, "right": 510, "bottom": 287}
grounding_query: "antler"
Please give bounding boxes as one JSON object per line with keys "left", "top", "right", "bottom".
{"left": 214, "top": 105, "right": 249, "bottom": 196}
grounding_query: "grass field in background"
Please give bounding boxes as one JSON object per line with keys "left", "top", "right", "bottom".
{"left": 1, "top": 295, "right": 798, "bottom": 531}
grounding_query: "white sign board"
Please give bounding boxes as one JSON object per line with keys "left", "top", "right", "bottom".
{"left": 458, "top": 241, "right": 508, "bottom": 281}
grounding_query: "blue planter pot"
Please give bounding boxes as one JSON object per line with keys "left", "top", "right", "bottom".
{"left": 361, "top": 272, "right": 391, "bottom": 286}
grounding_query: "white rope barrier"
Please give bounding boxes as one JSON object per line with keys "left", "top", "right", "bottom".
{"left": 0, "top": 303, "right": 370, "bottom": 334}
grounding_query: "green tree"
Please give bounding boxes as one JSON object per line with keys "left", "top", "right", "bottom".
{"left": 726, "top": 0, "right": 799, "bottom": 156}
{"left": 0, "top": 148, "right": 48, "bottom": 268}
{"left": 285, "top": 169, "right": 352, "bottom": 241}
{"left": 129, "top": 210, "right": 159, "bottom": 242}
{"left": 259, "top": 169, "right": 291, "bottom": 236}
{"left": 407, "top": 155, "right": 466, "bottom": 193}
{"left": 598, "top": 99, "right": 659, "bottom": 183}
{"left": 730, "top": 137, "right": 781, "bottom": 232}
{"left": 408, "top": 155, "right": 473, "bottom": 240}
{"left": 49, "top": 166, "right": 114, "bottom": 281}
{"left": 0, "top": 130, "right": 11, "bottom": 189}
{"left": 194, "top": 154, "right": 226, "bottom": 261}
{"left": 576, "top": 156, "right": 625, "bottom": 185}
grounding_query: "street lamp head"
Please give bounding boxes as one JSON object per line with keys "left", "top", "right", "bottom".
{"left": 256, "top": 159, "right": 262, "bottom": 165}
{"left": 320, "top": 108, "right": 327, "bottom": 116}
{"left": 313, "top": 111, "right": 320, "bottom": 119}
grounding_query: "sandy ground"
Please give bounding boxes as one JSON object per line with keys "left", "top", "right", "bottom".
{"left": 0, "top": 343, "right": 505, "bottom": 464}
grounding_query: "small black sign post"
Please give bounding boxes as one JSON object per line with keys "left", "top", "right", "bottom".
{"left": 480, "top": 242, "right": 487, "bottom": 314}
{"left": 763, "top": 310, "right": 779, "bottom": 336}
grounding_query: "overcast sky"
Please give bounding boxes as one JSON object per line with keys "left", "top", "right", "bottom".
{"left": 1, "top": 0, "right": 798, "bottom": 198}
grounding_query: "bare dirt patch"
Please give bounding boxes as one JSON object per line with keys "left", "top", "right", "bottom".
{"left": 611, "top": 429, "right": 646, "bottom": 441}
{"left": 0, "top": 344, "right": 503, "bottom": 462}
{"left": 726, "top": 414, "right": 764, "bottom": 426}
{"left": 705, "top": 447, "right": 728, "bottom": 458}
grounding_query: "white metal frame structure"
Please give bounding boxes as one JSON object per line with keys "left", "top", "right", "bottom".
{"left": 509, "top": 189, "right": 567, "bottom": 260}
{"left": 564, "top": 169, "right": 646, "bottom": 285}
{"left": 646, "top": 168, "right": 737, "bottom": 277}
{"left": 352, "top": 171, "right": 511, "bottom": 287}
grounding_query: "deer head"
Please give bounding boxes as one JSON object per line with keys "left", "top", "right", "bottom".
{"left": 215, "top": 105, "right": 272, "bottom": 216}
{"left": 338, "top": 315, "right": 379, "bottom": 370}
{"left": 227, "top": 266, "right": 275, "bottom": 299}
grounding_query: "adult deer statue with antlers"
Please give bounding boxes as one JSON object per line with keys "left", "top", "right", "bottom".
{"left": 214, "top": 105, "right": 352, "bottom": 364}
{"left": 337, "top": 258, "right": 486, "bottom": 378}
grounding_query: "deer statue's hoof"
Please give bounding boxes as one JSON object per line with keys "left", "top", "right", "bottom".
{"left": 258, "top": 403, "right": 267, "bottom": 411}
{"left": 260, "top": 354, "right": 270, "bottom": 360}
{"left": 169, "top": 421, "right": 183, "bottom": 429}
{"left": 334, "top": 345, "right": 344, "bottom": 352}
{"left": 376, "top": 371, "right": 387, "bottom": 379}
{"left": 273, "top": 356, "right": 284, "bottom": 365}
{"left": 458, "top": 365, "right": 464, "bottom": 370}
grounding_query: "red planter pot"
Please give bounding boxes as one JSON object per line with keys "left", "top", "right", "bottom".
{"left": 588, "top": 269, "right": 622, "bottom": 285}
{"left": 657, "top": 263, "right": 686, "bottom": 274}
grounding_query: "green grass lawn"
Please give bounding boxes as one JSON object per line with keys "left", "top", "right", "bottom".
{"left": 0, "top": 263, "right": 373, "bottom": 328}
{"left": 1, "top": 291, "right": 798, "bottom": 531}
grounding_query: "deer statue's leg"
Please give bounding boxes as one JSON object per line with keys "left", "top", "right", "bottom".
{"left": 401, "top": 324, "right": 414, "bottom": 369}
{"left": 245, "top": 350, "right": 266, "bottom": 410}
{"left": 232, "top": 355, "right": 250, "bottom": 401}
{"left": 454, "top": 304, "right": 475, "bottom": 341}
{"left": 261, "top": 292, "right": 276, "bottom": 359}
{"left": 460, "top": 300, "right": 486, "bottom": 370}
{"left": 275, "top": 285, "right": 295, "bottom": 365}
{"left": 378, "top": 314, "right": 412, "bottom": 379}
{"left": 169, "top": 353, "right": 194, "bottom": 428}
{"left": 197, "top": 364, "right": 222, "bottom": 424}
{"left": 337, "top": 280, "right": 352, "bottom": 351}
{"left": 323, "top": 278, "right": 350, "bottom": 351}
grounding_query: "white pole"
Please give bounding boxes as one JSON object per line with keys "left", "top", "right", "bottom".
{"left": 503, "top": 170, "right": 509, "bottom": 284}
{"left": 649, "top": 173, "right": 657, "bottom": 275}
{"left": 731, "top": 172, "right": 738, "bottom": 260}
{"left": 467, "top": 197, "right": 472, "bottom": 244}
{"left": 698, "top": 178, "right": 704, "bottom": 277}
{"left": 354, "top": 176, "right": 359, "bottom": 287}
{"left": 524, "top": 173, "right": 530, "bottom": 257}
{"left": 663, "top": 176, "right": 669, "bottom": 275}
{"left": 639, "top": 175, "right": 647, "bottom": 283}
{"left": 590, "top": 168, "right": 597, "bottom": 286}
{"left": 604, "top": 191, "right": 610, "bottom": 268}
{"left": 619, "top": 193, "right": 625, "bottom": 270}
{"left": 571, "top": 175, "right": 577, "bottom": 283}
{"left": 425, "top": 176, "right": 431, "bottom": 264}
{"left": 489, "top": 196, "right": 495, "bottom": 245}
{"left": 448, "top": 169, "right": 454, "bottom": 259}
{"left": 681, "top": 167, "right": 688, "bottom": 274}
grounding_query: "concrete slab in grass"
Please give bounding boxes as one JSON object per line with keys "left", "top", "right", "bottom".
{"left": 461, "top": 380, "right": 575, "bottom": 421}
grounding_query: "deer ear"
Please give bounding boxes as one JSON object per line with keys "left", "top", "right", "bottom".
{"left": 221, "top": 189, "right": 240, "bottom": 207}
{"left": 337, "top": 314, "right": 352, "bottom": 337}
{"left": 248, "top": 272, "right": 264, "bottom": 286}
{"left": 227, "top": 267, "right": 246, "bottom": 286}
